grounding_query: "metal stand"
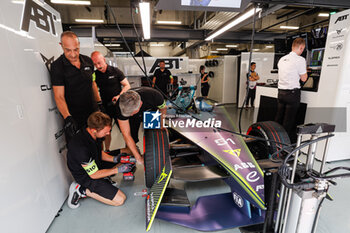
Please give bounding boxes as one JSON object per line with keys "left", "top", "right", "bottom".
{"left": 274, "top": 123, "right": 335, "bottom": 233}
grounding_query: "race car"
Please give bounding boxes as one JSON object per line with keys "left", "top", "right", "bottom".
{"left": 144, "top": 84, "right": 290, "bottom": 232}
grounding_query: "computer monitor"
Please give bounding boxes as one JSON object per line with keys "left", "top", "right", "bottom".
{"left": 309, "top": 48, "right": 325, "bottom": 67}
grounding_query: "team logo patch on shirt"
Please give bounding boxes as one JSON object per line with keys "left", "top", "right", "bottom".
{"left": 82, "top": 158, "right": 99, "bottom": 175}
{"left": 108, "top": 75, "right": 115, "bottom": 79}
{"left": 143, "top": 110, "right": 161, "bottom": 129}
{"left": 84, "top": 67, "right": 91, "bottom": 71}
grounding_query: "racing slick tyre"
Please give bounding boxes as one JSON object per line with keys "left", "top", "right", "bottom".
{"left": 144, "top": 129, "right": 171, "bottom": 188}
{"left": 246, "top": 121, "right": 291, "bottom": 160}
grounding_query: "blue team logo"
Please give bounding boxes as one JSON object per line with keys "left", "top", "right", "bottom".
{"left": 143, "top": 110, "right": 161, "bottom": 129}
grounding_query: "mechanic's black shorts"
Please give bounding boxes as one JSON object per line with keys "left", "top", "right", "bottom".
{"left": 85, "top": 179, "right": 119, "bottom": 200}
{"left": 82, "top": 150, "right": 121, "bottom": 201}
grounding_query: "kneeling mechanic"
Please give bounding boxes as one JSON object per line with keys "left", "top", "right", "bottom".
{"left": 66, "top": 112, "right": 134, "bottom": 208}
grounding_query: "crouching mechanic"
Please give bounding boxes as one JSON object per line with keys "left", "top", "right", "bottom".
{"left": 116, "top": 87, "right": 167, "bottom": 165}
{"left": 66, "top": 112, "right": 134, "bottom": 208}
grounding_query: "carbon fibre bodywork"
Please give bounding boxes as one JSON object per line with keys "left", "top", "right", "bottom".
{"left": 148, "top": 106, "right": 267, "bottom": 231}
{"left": 168, "top": 106, "right": 265, "bottom": 209}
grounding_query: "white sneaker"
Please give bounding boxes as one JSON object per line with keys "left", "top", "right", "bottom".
{"left": 67, "top": 182, "right": 86, "bottom": 209}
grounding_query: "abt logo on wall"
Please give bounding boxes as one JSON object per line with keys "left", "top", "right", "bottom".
{"left": 21, "top": 0, "right": 58, "bottom": 36}
{"left": 149, "top": 58, "right": 184, "bottom": 73}
{"left": 335, "top": 14, "right": 349, "bottom": 24}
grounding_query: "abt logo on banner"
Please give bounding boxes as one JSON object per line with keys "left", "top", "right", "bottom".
{"left": 143, "top": 111, "right": 161, "bottom": 129}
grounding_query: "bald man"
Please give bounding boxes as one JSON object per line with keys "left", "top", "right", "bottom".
{"left": 91, "top": 51, "right": 130, "bottom": 151}
{"left": 51, "top": 31, "right": 101, "bottom": 143}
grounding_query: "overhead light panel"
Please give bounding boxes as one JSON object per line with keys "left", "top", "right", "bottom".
{"left": 216, "top": 48, "right": 228, "bottom": 51}
{"left": 150, "top": 43, "right": 165, "bottom": 47}
{"left": 226, "top": 44, "right": 238, "bottom": 48}
{"left": 139, "top": 2, "right": 151, "bottom": 40}
{"left": 205, "top": 7, "right": 262, "bottom": 41}
{"left": 210, "top": 51, "right": 219, "bottom": 53}
{"left": 156, "top": 21, "right": 182, "bottom": 25}
{"left": 51, "top": 0, "right": 91, "bottom": 5}
{"left": 11, "top": 0, "right": 25, "bottom": 4}
{"left": 318, "top": 13, "right": 330, "bottom": 17}
{"left": 280, "top": 26, "right": 299, "bottom": 30}
{"left": 265, "top": 45, "right": 273, "bottom": 48}
{"left": 105, "top": 44, "right": 121, "bottom": 47}
{"left": 75, "top": 19, "right": 104, "bottom": 23}
{"left": 253, "top": 49, "right": 260, "bottom": 51}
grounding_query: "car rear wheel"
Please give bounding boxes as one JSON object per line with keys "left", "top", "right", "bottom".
{"left": 144, "top": 129, "right": 170, "bottom": 188}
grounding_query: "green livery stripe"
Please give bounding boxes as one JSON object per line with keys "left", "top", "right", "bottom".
{"left": 204, "top": 147, "right": 265, "bottom": 210}
{"left": 146, "top": 169, "right": 172, "bottom": 231}
{"left": 158, "top": 101, "right": 166, "bottom": 109}
{"left": 221, "top": 107, "right": 264, "bottom": 177}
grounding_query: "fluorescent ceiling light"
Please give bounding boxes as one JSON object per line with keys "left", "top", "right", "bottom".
{"left": 139, "top": 2, "right": 151, "bottom": 40}
{"left": 265, "top": 45, "right": 273, "bottom": 48}
{"left": 280, "top": 25, "right": 299, "bottom": 30}
{"left": 51, "top": 0, "right": 91, "bottom": 5}
{"left": 75, "top": 19, "right": 104, "bottom": 23}
{"left": 104, "top": 44, "right": 121, "bottom": 47}
{"left": 11, "top": 0, "right": 25, "bottom": 4}
{"left": 156, "top": 21, "right": 182, "bottom": 25}
{"left": 150, "top": 43, "right": 165, "bottom": 47}
{"left": 210, "top": 51, "right": 219, "bottom": 53}
{"left": 216, "top": 48, "right": 228, "bottom": 51}
{"left": 318, "top": 13, "right": 330, "bottom": 17}
{"left": 226, "top": 44, "right": 238, "bottom": 48}
{"left": 205, "top": 7, "right": 262, "bottom": 41}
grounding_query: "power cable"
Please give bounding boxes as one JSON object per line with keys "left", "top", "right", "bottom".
{"left": 238, "top": 5, "right": 258, "bottom": 133}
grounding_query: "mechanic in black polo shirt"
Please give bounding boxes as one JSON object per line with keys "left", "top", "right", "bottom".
{"left": 116, "top": 87, "right": 167, "bottom": 165}
{"left": 66, "top": 112, "right": 134, "bottom": 209}
{"left": 51, "top": 31, "right": 102, "bottom": 143}
{"left": 152, "top": 60, "right": 173, "bottom": 97}
{"left": 91, "top": 51, "right": 131, "bottom": 151}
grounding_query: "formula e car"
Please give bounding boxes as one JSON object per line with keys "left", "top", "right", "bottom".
{"left": 144, "top": 84, "right": 290, "bottom": 231}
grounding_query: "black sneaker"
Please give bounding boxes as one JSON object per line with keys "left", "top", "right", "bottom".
{"left": 67, "top": 182, "right": 86, "bottom": 209}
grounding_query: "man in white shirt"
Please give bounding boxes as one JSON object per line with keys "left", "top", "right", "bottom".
{"left": 275, "top": 38, "right": 308, "bottom": 141}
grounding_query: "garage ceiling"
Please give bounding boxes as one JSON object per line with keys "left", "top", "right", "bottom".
{"left": 44, "top": 0, "right": 350, "bottom": 54}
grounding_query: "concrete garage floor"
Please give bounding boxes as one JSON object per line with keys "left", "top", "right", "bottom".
{"left": 47, "top": 105, "right": 350, "bottom": 233}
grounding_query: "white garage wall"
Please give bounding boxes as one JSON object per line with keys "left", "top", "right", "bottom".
{"left": 238, "top": 52, "right": 278, "bottom": 107}
{"left": 0, "top": 2, "right": 70, "bottom": 232}
{"left": 222, "top": 56, "right": 239, "bottom": 104}
{"left": 189, "top": 56, "right": 239, "bottom": 103}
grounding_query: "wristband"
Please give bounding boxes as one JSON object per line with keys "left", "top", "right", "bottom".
{"left": 113, "top": 156, "right": 119, "bottom": 163}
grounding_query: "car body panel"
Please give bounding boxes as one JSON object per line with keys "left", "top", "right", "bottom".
{"left": 167, "top": 106, "right": 265, "bottom": 209}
